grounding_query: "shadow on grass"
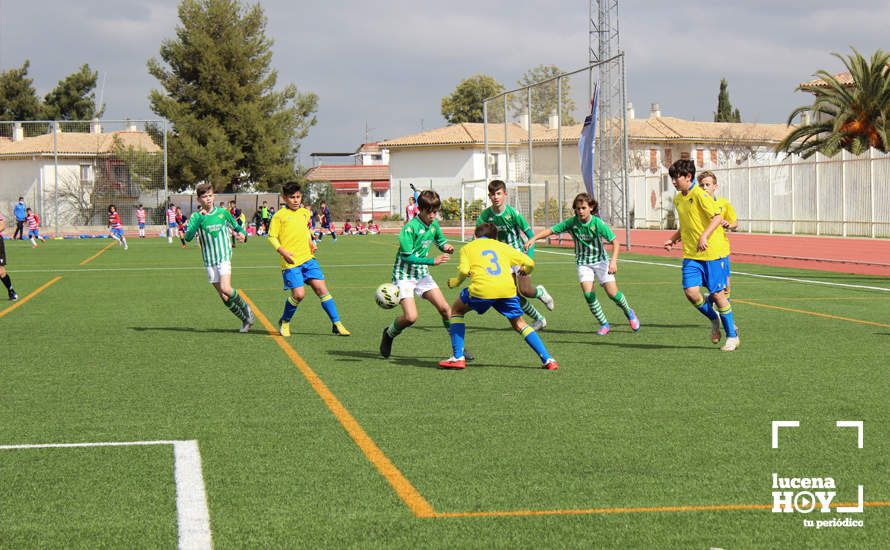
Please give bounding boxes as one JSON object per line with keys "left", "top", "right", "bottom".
{"left": 326, "top": 349, "right": 538, "bottom": 370}
{"left": 129, "top": 326, "right": 268, "bottom": 336}
{"left": 550, "top": 339, "right": 713, "bottom": 350}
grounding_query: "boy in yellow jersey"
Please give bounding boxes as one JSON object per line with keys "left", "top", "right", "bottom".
{"left": 439, "top": 222, "right": 558, "bottom": 370}
{"left": 699, "top": 171, "right": 737, "bottom": 301}
{"left": 663, "top": 160, "right": 739, "bottom": 351}
{"left": 268, "top": 182, "right": 350, "bottom": 337}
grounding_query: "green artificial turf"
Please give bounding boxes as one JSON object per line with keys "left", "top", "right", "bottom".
{"left": 1, "top": 235, "right": 888, "bottom": 548}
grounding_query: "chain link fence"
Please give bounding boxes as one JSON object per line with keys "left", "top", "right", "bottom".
{"left": 0, "top": 119, "right": 167, "bottom": 234}
{"left": 629, "top": 149, "right": 890, "bottom": 238}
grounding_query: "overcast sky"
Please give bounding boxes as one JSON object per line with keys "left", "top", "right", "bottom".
{"left": 2, "top": 0, "right": 887, "bottom": 164}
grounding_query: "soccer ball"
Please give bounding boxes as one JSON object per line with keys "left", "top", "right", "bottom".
{"left": 375, "top": 283, "right": 400, "bottom": 309}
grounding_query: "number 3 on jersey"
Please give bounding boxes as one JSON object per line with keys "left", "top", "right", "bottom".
{"left": 481, "top": 250, "right": 501, "bottom": 275}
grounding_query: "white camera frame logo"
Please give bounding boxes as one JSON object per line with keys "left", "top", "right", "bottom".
{"left": 771, "top": 420, "right": 863, "bottom": 514}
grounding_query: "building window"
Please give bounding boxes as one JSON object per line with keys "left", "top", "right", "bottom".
{"left": 374, "top": 191, "right": 386, "bottom": 198}
{"left": 649, "top": 149, "right": 657, "bottom": 172}
{"left": 696, "top": 148, "right": 704, "bottom": 167}
{"left": 489, "top": 153, "right": 500, "bottom": 176}
{"left": 680, "top": 151, "right": 690, "bottom": 160}
{"left": 80, "top": 164, "right": 94, "bottom": 182}
{"left": 711, "top": 150, "right": 718, "bottom": 165}
{"left": 664, "top": 148, "right": 673, "bottom": 167}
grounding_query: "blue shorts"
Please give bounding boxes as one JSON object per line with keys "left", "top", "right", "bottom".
{"left": 138, "top": 222, "right": 145, "bottom": 229}
{"left": 282, "top": 258, "right": 325, "bottom": 289}
{"left": 682, "top": 258, "right": 729, "bottom": 293}
{"left": 168, "top": 222, "right": 178, "bottom": 228}
{"left": 28, "top": 229, "right": 39, "bottom": 238}
{"left": 460, "top": 288, "right": 524, "bottom": 319}
{"left": 111, "top": 228, "right": 124, "bottom": 238}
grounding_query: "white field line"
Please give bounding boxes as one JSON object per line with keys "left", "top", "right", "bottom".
{"left": 0, "top": 440, "right": 212, "bottom": 550}
{"left": 533, "top": 248, "right": 890, "bottom": 293}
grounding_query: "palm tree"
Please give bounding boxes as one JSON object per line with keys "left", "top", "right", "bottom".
{"left": 777, "top": 48, "right": 890, "bottom": 157}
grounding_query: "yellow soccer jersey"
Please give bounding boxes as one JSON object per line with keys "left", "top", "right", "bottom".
{"left": 457, "top": 237, "right": 534, "bottom": 299}
{"left": 673, "top": 184, "right": 729, "bottom": 261}
{"left": 268, "top": 207, "right": 313, "bottom": 269}
{"left": 714, "top": 195, "right": 736, "bottom": 254}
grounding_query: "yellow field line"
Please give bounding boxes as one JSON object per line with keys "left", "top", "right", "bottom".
{"left": 733, "top": 298, "right": 890, "bottom": 329}
{"left": 239, "top": 290, "right": 436, "bottom": 518}
{"left": 79, "top": 242, "right": 115, "bottom": 266}
{"left": 0, "top": 276, "right": 62, "bottom": 319}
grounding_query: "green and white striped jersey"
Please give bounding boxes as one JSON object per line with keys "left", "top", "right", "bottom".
{"left": 550, "top": 215, "right": 615, "bottom": 265}
{"left": 184, "top": 207, "right": 246, "bottom": 267}
{"left": 476, "top": 205, "right": 534, "bottom": 256}
{"left": 392, "top": 216, "right": 448, "bottom": 281}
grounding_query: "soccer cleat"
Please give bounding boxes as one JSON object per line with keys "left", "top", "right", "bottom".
{"left": 379, "top": 327, "right": 394, "bottom": 358}
{"left": 530, "top": 318, "right": 547, "bottom": 331}
{"left": 240, "top": 307, "right": 255, "bottom": 333}
{"left": 279, "top": 320, "right": 291, "bottom": 337}
{"left": 541, "top": 358, "right": 559, "bottom": 370}
{"left": 721, "top": 336, "right": 741, "bottom": 352}
{"left": 537, "top": 285, "right": 555, "bottom": 311}
{"left": 464, "top": 348, "right": 475, "bottom": 362}
{"left": 596, "top": 324, "right": 611, "bottom": 336}
{"left": 332, "top": 321, "right": 351, "bottom": 336}
{"left": 628, "top": 309, "right": 641, "bottom": 331}
{"left": 438, "top": 356, "right": 466, "bottom": 370}
{"left": 8, "top": 292, "right": 18, "bottom": 301}
{"left": 710, "top": 317, "right": 722, "bottom": 344}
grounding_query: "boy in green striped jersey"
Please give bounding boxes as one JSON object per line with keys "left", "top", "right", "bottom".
{"left": 379, "top": 190, "right": 455, "bottom": 359}
{"left": 476, "top": 180, "right": 554, "bottom": 331}
{"left": 526, "top": 193, "right": 639, "bottom": 335}
{"left": 184, "top": 183, "right": 255, "bottom": 332}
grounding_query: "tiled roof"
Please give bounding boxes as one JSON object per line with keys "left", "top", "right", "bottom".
{"left": 799, "top": 71, "right": 853, "bottom": 89}
{"left": 382, "top": 118, "right": 791, "bottom": 148}
{"left": 0, "top": 130, "right": 161, "bottom": 157}
{"left": 355, "top": 142, "right": 381, "bottom": 153}
{"left": 305, "top": 164, "right": 390, "bottom": 182}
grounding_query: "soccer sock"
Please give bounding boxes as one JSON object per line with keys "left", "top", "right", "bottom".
{"left": 281, "top": 296, "right": 299, "bottom": 322}
{"left": 692, "top": 296, "right": 719, "bottom": 320}
{"left": 609, "top": 290, "right": 634, "bottom": 318}
{"left": 519, "top": 296, "right": 545, "bottom": 321}
{"left": 1, "top": 274, "right": 12, "bottom": 292}
{"left": 386, "top": 319, "right": 404, "bottom": 338}
{"left": 121, "top": 237, "right": 128, "bottom": 247}
{"left": 441, "top": 318, "right": 451, "bottom": 330}
{"left": 319, "top": 293, "right": 340, "bottom": 323}
{"left": 716, "top": 303, "right": 738, "bottom": 337}
{"left": 519, "top": 325, "right": 552, "bottom": 363}
{"left": 584, "top": 291, "right": 609, "bottom": 326}
{"left": 534, "top": 286, "right": 544, "bottom": 299}
{"left": 449, "top": 315, "right": 465, "bottom": 358}
{"left": 180, "top": 236, "right": 186, "bottom": 245}
{"left": 225, "top": 290, "right": 249, "bottom": 321}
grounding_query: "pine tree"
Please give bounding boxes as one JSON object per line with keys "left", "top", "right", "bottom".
{"left": 441, "top": 74, "right": 505, "bottom": 124}
{"left": 714, "top": 78, "right": 742, "bottom": 122}
{"left": 0, "top": 61, "right": 43, "bottom": 122}
{"left": 43, "top": 64, "right": 104, "bottom": 120}
{"left": 148, "top": 0, "right": 318, "bottom": 191}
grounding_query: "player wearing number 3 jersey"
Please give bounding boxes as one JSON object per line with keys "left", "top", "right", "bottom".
{"left": 438, "top": 222, "right": 557, "bottom": 370}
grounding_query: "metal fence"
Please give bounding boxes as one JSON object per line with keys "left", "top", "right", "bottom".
{"left": 630, "top": 149, "right": 890, "bottom": 238}
{"left": 0, "top": 119, "right": 167, "bottom": 234}
{"left": 481, "top": 56, "right": 629, "bottom": 232}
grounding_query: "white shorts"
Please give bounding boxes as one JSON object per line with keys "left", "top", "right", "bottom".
{"left": 206, "top": 261, "right": 232, "bottom": 284}
{"left": 577, "top": 260, "right": 615, "bottom": 285}
{"left": 395, "top": 274, "right": 439, "bottom": 301}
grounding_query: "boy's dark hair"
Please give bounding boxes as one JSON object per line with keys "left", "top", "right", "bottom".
{"left": 417, "top": 190, "right": 441, "bottom": 211}
{"left": 572, "top": 192, "right": 598, "bottom": 212}
{"left": 107, "top": 204, "right": 116, "bottom": 212}
{"left": 281, "top": 181, "right": 301, "bottom": 196}
{"left": 668, "top": 159, "right": 696, "bottom": 180}
{"left": 196, "top": 182, "right": 213, "bottom": 197}
{"left": 488, "top": 179, "right": 507, "bottom": 194}
{"left": 475, "top": 222, "right": 498, "bottom": 239}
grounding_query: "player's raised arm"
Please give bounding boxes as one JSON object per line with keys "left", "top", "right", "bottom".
{"left": 184, "top": 211, "right": 201, "bottom": 242}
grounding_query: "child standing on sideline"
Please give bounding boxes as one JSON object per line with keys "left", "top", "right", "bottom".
{"left": 166, "top": 204, "right": 177, "bottom": 244}
{"left": 268, "top": 182, "right": 350, "bottom": 338}
{"left": 379, "top": 189, "right": 455, "bottom": 359}
{"left": 135, "top": 204, "right": 147, "bottom": 238}
{"left": 476, "top": 180, "right": 554, "bottom": 330}
{"left": 525, "top": 193, "right": 639, "bottom": 335}
{"left": 175, "top": 207, "right": 188, "bottom": 247}
{"left": 440, "top": 222, "right": 558, "bottom": 370}
{"left": 107, "top": 205, "right": 128, "bottom": 250}
{"left": 184, "top": 183, "right": 255, "bottom": 332}
{"left": 0, "top": 211, "right": 19, "bottom": 300}
{"left": 663, "top": 160, "right": 739, "bottom": 351}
